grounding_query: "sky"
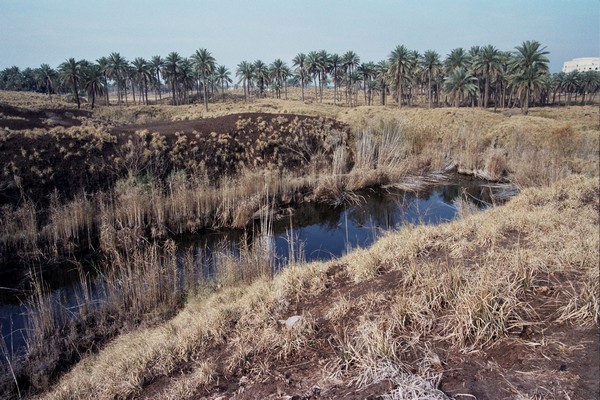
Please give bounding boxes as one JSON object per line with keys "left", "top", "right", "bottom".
{"left": 0, "top": 0, "right": 598, "bottom": 74}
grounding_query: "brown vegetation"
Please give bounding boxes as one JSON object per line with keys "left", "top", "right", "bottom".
{"left": 0, "top": 90, "right": 598, "bottom": 399}
{"left": 35, "top": 176, "right": 599, "bottom": 400}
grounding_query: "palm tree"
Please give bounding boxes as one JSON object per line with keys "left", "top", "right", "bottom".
{"left": 509, "top": 65, "right": 546, "bottom": 114}
{"left": 421, "top": 50, "right": 442, "bottom": 108}
{"left": 253, "top": 60, "right": 269, "bottom": 97}
{"left": 342, "top": 51, "right": 360, "bottom": 106}
{"left": 178, "top": 58, "right": 195, "bottom": 104}
{"left": 561, "top": 71, "right": 580, "bottom": 106}
{"left": 58, "top": 58, "right": 82, "bottom": 108}
{"left": 330, "top": 53, "right": 341, "bottom": 103}
{"left": 445, "top": 48, "right": 469, "bottom": 73}
{"left": 269, "top": 59, "right": 288, "bottom": 99}
{"left": 513, "top": 40, "right": 550, "bottom": 73}
{"left": 358, "top": 62, "right": 376, "bottom": 105}
{"left": 292, "top": 53, "right": 309, "bottom": 101}
{"left": 388, "top": 45, "right": 412, "bottom": 108}
{"left": 471, "top": 45, "right": 503, "bottom": 108}
{"left": 163, "top": 52, "right": 183, "bottom": 105}
{"left": 36, "top": 63, "right": 56, "bottom": 100}
{"left": 306, "top": 51, "right": 321, "bottom": 100}
{"left": 580, "top": 70, "right": 600, "bottom": 105}
{"left": 96, "top": 56, "right": 111, "bottom": 105}
{"left": 150, "top": 55, "right": 164, "bottom": 102}
{"left": 443, "top": 67, "right": 478, "bottom": 107}
{"left": 316, "top": 50, "right": 330, "bottom": 102}
{"left": 215, "top": 65, "right": 232, "bottom": 101}
{"left": 236, "top": 61, "right": 254, "bottom": 102}
{"left": 376, "top": 60, "right": 390, "bottom": 105}
{"left": 512, "top": 40, "right": 550, "bottom": 113}
{"left": 191, "top": 48, "right": 216, "bottom": 111}
{"left": 130, "top": 58, "right": 151, "bottom": 105}
{"left": 106, "top": 52, "right": 128, "bottom": 105}
{"left": 82, "top": 63, "right": 105, "bottom": 109}
{"left": 498, "top": 51, "right": 514, "bottom": 108}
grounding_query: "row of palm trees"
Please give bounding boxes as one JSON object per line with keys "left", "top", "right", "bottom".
{"left": 1, "top": 41, "right": 599, "bottom": 114}
{"left": 83, "top": 50, "right": 229, "bottom": 111}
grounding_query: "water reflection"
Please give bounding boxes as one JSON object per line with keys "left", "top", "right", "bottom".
{"left": 0, "top": 176, "right": 502, "bottom": 353}
{"left": 180, "top": 176, "right": 497, "bottom": 271}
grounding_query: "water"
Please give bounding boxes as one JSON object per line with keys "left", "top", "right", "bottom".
{"left": 0, "top": 176, "right": 503, "bottom": 355}
{"left": 177, "top": 176, "right": 496, "bottom": 273}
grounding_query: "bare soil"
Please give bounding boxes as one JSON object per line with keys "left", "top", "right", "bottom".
{"left": 0, "top": 103, "right": 91, "bottom": 130}
{"left": 136, "top": 263, "right": 599, "bottom": 400}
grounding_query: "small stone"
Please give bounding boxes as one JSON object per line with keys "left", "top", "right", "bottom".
{"left": 278, "top": 315, "right": 303, "bottom": 330}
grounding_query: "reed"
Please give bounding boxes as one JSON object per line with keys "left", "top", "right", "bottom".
{"left": 28, "top": 176, "right": 598, "bottom": 400}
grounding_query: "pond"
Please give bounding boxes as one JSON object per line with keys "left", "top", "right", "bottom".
{"left": 0, "top": 175, "right": 510, "bottom": 355}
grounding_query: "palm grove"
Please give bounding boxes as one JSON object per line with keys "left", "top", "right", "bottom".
{"left": 1, "top": 41, "right": 598, "bottom": 114}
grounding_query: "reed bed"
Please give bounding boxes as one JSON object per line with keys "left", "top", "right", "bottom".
{"left": 1, "top": 94, "right": 598, "bottom": 398}
{"left": 30, "top": 175, "right": 598, "bottom": 400}
{"left": 2, "top": 198, "right": 293, "bottom": 397}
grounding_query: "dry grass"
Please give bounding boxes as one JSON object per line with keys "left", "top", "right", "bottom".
{"left": 1, "top": 94, "right": 597, "bottom": 262}
{"left": 34, "top": 175, "right": 599, "bottom": 399}
{"left": 1, "top": 91, "right": 598, "bottom": 398}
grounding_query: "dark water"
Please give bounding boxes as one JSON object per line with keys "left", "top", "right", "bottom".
{"left": 177, "top": 176, "right": 497, "bottom": 273}
{"left": 0, "top": 176, "right": 505, "bottom": 355}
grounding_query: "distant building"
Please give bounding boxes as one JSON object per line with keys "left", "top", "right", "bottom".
{"left": 562, "top": 57, "right": 599, "bottom": 73}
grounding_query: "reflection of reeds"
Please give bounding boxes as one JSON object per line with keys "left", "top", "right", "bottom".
{"left": 31, "top": 175, "right": 599, "bottom": 400}
{"left": 2, "top": 108, "right": 596, "bottom": 264}
{"left": 16, "top": 190, "right": 303, "bottom": 395}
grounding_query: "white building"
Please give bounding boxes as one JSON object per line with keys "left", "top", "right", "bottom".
{"left": 562, "top": 57, "right": 599, "bottom": 73}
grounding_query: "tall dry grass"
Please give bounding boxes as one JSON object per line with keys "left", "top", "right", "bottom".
{"left": 34, "top": 175, "right": 598, "bottom": 400}
{"left": 2, "top": 104, "right": 597, "bottom": 264}
{"left": 13, "top": 206, "right": 287, "bottom": 397}
{"left": 1, "top": 96, "right": 599, "bottom": 398}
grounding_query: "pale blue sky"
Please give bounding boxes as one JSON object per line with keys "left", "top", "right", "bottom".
{"left": 0, "top": 0, "right": 598, "bottom": 73}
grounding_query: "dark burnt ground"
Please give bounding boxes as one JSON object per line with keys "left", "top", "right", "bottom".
{"left": 0, "top": 112, "right": 347, "bottom": 206}
{"left": 0, "top": 103, "right": 91, "bottom": 130}
{"left": 110, "top": 112, "right": 348, "bottom": 179}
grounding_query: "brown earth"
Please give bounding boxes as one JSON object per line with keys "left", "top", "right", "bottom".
{"left": 0, "top": 110, "right": 348, "bottom": 206}
{"left": 0, "top": 103, "right": 91, "bottom": 130}
{"left": 135, "top": 261, "right": 599, "bottom": 400}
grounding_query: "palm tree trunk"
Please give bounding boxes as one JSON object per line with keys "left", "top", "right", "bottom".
{"left": 172, "top": 79, "right": 177, "bottom": 105}
{"left": 131, "top": 80, "right": 136, "bottom": 104}
{"left": 157, "top": 72, "right": 162, "bottom": 100}
{"left": 203, "top": 76, "right": 209, "bottom": 112}
{"left": 125, "top": 81, "right": 129, "bottom": 105}
{"left": 484, "top": 77, "right": 490, "bottom": 108}
{"left": 333, "top": 67, "right": 337, "bottom": 104}
{"left": 398, "top": 76, "right": 403, "bottom": 108}
{"left": 73, "top": 79, "right": 80, "bottom": 109}
{"left": 196, "top": 75, "right": 200, "bottom": 99}
{"left": 428, "top": 71, "right": 432, "bottom": 109}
